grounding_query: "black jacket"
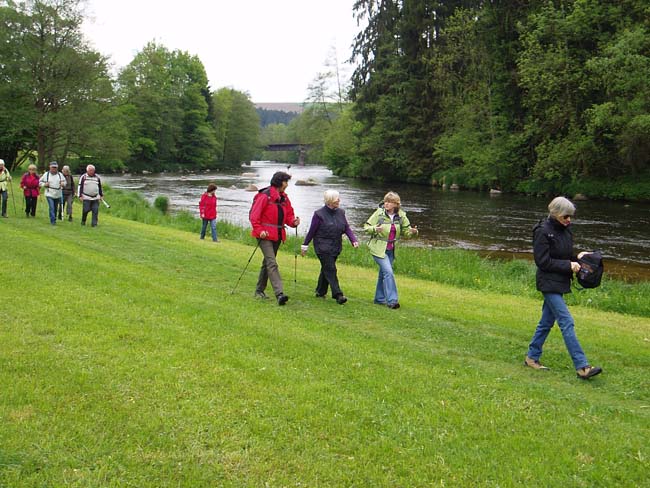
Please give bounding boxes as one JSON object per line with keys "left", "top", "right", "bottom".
{"left": 533, "top": 217, "right": 577, "bottom": 294}
{"left": 313, "top": 206, "right": 348, "bottom": 256}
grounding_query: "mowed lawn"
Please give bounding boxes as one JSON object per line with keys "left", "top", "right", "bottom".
{"left": 1, "top": 214, "right": 649, "bottom": 487}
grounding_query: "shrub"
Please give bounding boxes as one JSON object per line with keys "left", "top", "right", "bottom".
{"left": 154, "top": 195, "right": 170, "bottom": 214}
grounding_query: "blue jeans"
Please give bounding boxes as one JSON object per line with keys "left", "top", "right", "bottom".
{"left": 373, "top": 250, "right": 398, "bottom": 305}
{"left": 527, "top": 293, "right": 588, "bottom": 370}
{"left": 200, "top": 219, "right": 217, "bottom": 241}
{"left": 46, "top": 197, "right": 60, "bottom": 224}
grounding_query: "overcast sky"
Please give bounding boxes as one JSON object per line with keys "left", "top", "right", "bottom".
{"left": 81, "top": 0, "right": 360, "bottom": 103}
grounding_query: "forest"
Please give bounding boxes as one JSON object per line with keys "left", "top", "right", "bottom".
{"left": 318, "top": 0, "right": 650, "bottom": 199}
{"left": 0, "top": 0, "right": 259, "bottom": 173}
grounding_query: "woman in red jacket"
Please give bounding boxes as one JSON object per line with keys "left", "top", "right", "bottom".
{"left": 249, "top": 171, "right": 300, "bottom": 305}
{"left": 199, "top": 183, "right": 218, "bottom": 242}
{"left": 20, "top": 164, "right": 40, "bottom": 217}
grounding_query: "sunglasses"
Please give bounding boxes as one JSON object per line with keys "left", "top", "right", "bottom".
{"left": 562, "top": 214, "right": 573, "bottom": 219}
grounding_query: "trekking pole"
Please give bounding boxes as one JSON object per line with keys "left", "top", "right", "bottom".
{"left": 9, "top": 180, "right": 17, "bottom": 216}
{"left": 294, "top": 226, "right": 298, "bottom": 294}
{"left": 230, "top": 240, "right": 261, "bottom": 295}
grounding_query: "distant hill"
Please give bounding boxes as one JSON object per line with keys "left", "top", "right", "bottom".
{"left": 255, "top": 103, "right": 304, "bottom": 127}
{"left": 255, "top": 103, "right": 304, "bottom": 114}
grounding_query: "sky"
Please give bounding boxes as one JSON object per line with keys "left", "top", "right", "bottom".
{"left": 81, "top": 0, "right": 361, "bottom": 103}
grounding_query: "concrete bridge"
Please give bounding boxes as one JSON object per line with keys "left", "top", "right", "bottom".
{"left": 264, "top": 143, "right": 312, "bottom": 165}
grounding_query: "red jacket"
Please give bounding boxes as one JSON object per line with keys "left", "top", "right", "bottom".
{"left": 20, "top": 173, "right": 40, "bottom": 197}
{"left": 199, "top": 193, "right": 217, "bottom": 220}
{"left": 249, "top": 186, "right": 296, "bottom": 242}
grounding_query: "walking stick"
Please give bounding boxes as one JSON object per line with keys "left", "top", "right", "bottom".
{"left": 9, "top": 180, "right": 17, "bottom": 216}
{"left": 230, "top": 240, "right": 261, "bottom": 295}
{"left": 294, "top": 226, "right": 298, "bottom": 294}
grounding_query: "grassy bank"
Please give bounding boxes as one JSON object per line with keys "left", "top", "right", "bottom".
{"left": 103, "top": 188, "right": 650, "bottom": 317}
{"left": 1, "top": 204, "right": 649, "bottom": 486}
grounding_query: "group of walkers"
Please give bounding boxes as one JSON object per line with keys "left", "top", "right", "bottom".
{"left": 243, "top": 171, "right": 602, "bottom": 380}
{"left": 0, "top": 160, "right": 105, "bottom": 226}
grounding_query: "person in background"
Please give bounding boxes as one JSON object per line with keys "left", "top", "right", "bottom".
{"left": 199, "top": 183, "right": 218, "bottom": 242}
{"left": 524, "top": 196, "right": 602, "bottom": 380}
{"left": 39, "top": 161, "right": 66, "bottom": 225}
{"left": 77, "top": 164, "right": 104, "bottom": 227}
{"left": 0, "top": 159, "right": 11, "bottom": 218}
{"left": 20, "top": 164, "right": 40, "bottom": 217}
{"left": 301, "top": 189, "right": 359, "bottom": 304}
{"left": 60, "top": 165, "right": 75, "bottom": 222}
{"left": 249, "top": 171, "right": 300, "bottom": 306}
{"left": 363, "top": 191, "right": 418, "bottom": 309}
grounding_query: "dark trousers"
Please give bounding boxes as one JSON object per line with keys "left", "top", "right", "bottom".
{"left": 256, "top": 239, "right": 283, "bottom": 297}
{"left": 25, "top": 196, "right": 37, "bottom": 216}
{"left": 61, "top": 193, "right": 73, "bottom": 217}
{"left": 0, "top": 190, "right": 7, "bottom": 216}
{"left": 316, "top": 253, "right": 343, "bottom": 298}
{"left": 82, "top": 199, "right": 100, "bottom": 226}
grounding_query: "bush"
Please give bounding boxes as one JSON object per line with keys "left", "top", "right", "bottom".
{"left": 154, "top": 195, "right": 169, "bottom": 214}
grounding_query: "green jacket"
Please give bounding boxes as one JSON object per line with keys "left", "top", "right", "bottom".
{"left": 0, "top": 169, "right": 10, "bottom": 192}
{"left": 363, "top": 206, "right": 415, "bottom": 258}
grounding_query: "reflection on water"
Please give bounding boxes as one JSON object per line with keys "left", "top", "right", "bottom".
{"left": 104, "top": 162, "right": 650, "bottom": 277}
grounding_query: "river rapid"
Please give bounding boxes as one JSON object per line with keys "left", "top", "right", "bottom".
{"left": 103, "top": 161, "right": 650, "bottom": 281}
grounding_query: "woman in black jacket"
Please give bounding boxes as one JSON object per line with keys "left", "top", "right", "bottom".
{"left": 301, "top": 190, "right": 359, "bottom": 304}
{"left": 524, "top": 197, "right": 602, "bottom": 379}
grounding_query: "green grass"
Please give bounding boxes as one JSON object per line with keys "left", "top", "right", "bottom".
{"left": 1, "top": 205, "right": 649, "bottom": 487}
{"left": 103, "top": 188, "right": 650, "bottom": 317}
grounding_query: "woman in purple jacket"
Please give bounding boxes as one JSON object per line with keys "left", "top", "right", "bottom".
{"left": 301, "top": 190, "right": 359, "bottom": 304}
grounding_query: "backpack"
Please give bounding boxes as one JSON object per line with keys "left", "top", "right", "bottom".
{"left": 577, "top": 251, "right": 604, "bottom": 289}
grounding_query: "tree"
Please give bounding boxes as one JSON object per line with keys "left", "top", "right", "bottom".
{"left": 213, "top": 88, "right": 259, "bottom": 167}
{"left": 0, "top": 0, "right": 128, "bottom": 170}
{"left": 119, "top": 43, "right": 216, "bottom": 169}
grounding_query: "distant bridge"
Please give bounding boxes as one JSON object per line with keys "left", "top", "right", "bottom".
{"left": 263, "top": 143, "right": 312, "bottom": 165}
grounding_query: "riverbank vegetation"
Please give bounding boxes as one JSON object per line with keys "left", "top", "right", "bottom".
{"left": 263, "top": 1, "right": 650, "bottom": 200}
{"left": 103, "top": 188, "right": 650, "bottom": 317}
{"left": 2, "top": 207, "right": 649, "bottom": 486}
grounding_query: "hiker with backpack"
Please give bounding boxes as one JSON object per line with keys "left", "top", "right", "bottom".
{"left": 77, "top": 165, "right": 104, "bottom": 227}
{"left": 249, "top": 171, "right": 300, "bottom": 306}
{"left": 363, "top": 191, "right": 418, "bottom": 309}
{"left": 39, "top": 162, "right": 66, "bottom": 225}
{"left": 524, "top": 196, "right": 603, "bottom": 380}
{"left": 60, "top": 165, "right": 76, "bottom": 222}
{"left": 301, "top": 189, "right": 359, "bottom": 305}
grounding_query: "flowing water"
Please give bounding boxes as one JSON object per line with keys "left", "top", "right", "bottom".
{"left": 103, "top": 161, "right": 650, "bottom": 280}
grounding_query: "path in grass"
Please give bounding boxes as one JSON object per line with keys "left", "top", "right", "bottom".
{"left": 1, "top": 215, "right": 649, "bottom": 487}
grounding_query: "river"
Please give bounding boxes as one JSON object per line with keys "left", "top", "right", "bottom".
{"left": 103, "top": 161, "right": 650, "bottom": 280}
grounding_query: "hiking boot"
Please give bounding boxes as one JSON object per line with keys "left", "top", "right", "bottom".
{"left": 577, "top": 365, "right": 602, "bottom": 380}
{"left": 254, "top": 291, "right": 269, "bottom": 300}
{"left": 315, "top": 293, "right": 326, "bottom": 298}
{"left": 68, "top": 216, "right": 73, "bottom": 222}
{"left": 524, "top": 356, "right": 549, "bottom": 370}
{"left": 277, "top": 293, "right": 289, "bottom": 306}
{"left": 387, "top": 302, "right": 400, "bottom": 309}
{"left": 335, "top": 295, "right": 348, "bottom": 305}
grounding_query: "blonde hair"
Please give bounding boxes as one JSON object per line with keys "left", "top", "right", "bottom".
{"left": 28, "top": 164, "right": 37, "bottom": 171}
{"left": 383, "top": 191, "right": 401, "bottom": 209}
{"left": 548, "top": 196, "right": 575, "bottom": 218}
{"left": 324, "top": 189, "right": 340, "bottom": 205}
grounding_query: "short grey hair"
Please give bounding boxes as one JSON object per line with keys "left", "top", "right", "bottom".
{"left": 62, "top": 165, "right": 70, "bottom": 173}
{"left": 86, "top": 164, "right": 95, "bottom": 172}
{"left": 548, "top": 196, "right": 575, "bottom": 218}
{"left": 324, "top": 189, "right": 340, "bottom": 205}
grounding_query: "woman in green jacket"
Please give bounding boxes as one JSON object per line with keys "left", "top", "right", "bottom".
{"left": 363, "top": 192, "right": 418, "bottom": 309}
